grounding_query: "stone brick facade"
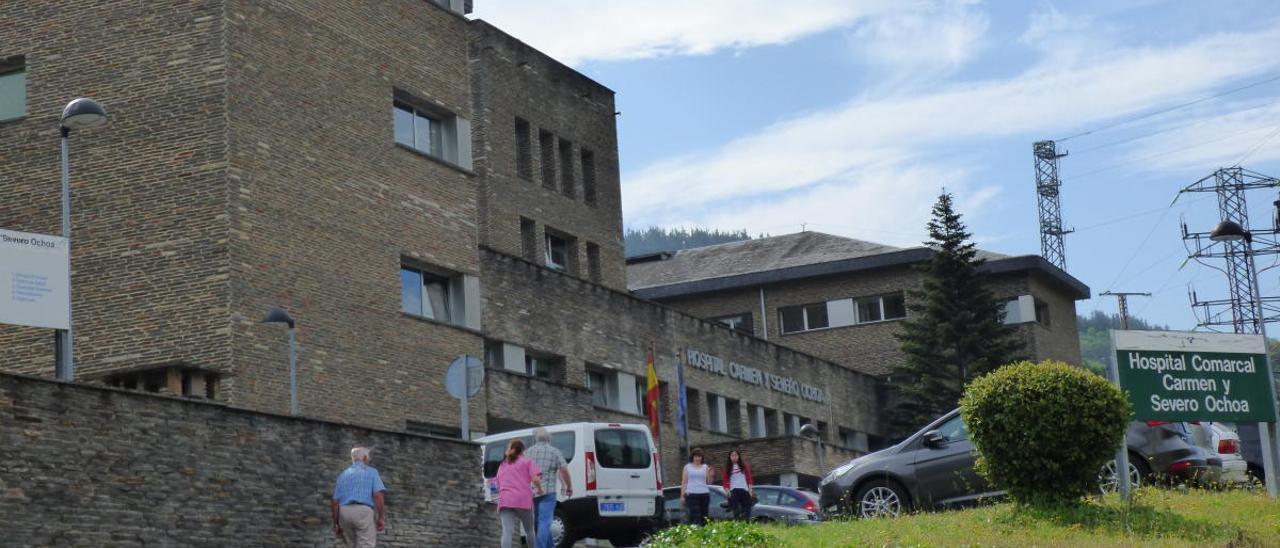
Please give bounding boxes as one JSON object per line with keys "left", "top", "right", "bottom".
{"left": 0, "top": 371, "right": 497, "bottom": 547}
{"left": 480, "top": 249, "right": 885, "bottom": 483}
{"left": 0, "top": 0, "right": 488, "bottom": 433}
{"left": 653, "top": 263, "right": 1085, "bottom": 377}
{"left": 468, "top": 21, "right": 627, "bottom": 290}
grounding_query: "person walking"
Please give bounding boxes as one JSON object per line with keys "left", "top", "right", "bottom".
{"left": 331, "top": 446, "right": 388, "bottom": 548}
{"left": 496, "top": 438, "right": 543, "bottom": 548}
{"left": 723, "top": 449, "right": 755, "bottom": 521}
{"left": 526, "top": 428, "right": 573, "bottom": 548}
{"left": 680, "top": 448, "right": 713, "bottom": 526}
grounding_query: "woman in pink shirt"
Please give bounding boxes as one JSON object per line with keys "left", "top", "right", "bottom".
{"left": 496, "top": 439, "right": 543, "bottom": 548}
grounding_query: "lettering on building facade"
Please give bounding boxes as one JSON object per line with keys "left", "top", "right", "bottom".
{"left": 686, "top": 348, "right": 826, "bottom": 403}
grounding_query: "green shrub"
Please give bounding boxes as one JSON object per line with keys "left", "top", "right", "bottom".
{"left": 960, "top": 360, "right": 1131, "bottom": 503}
{"left": 646, "top": 521, "right": 773, "bottom": 547}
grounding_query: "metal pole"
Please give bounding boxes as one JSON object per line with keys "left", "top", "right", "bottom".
{"left": 288, "top": 327, "right": 298, "bottom": 416}
{"left": 56, "top": 128, "right": 74, "bottom": 382}
{"left": 1108, "top": 329, "right": 1132, "bottom": 499}
{"left": 1245, "top": 245, "right": 1279, "bottom": 498}
{"left": 459, "top": 362, "right": 470, "bottom": 441}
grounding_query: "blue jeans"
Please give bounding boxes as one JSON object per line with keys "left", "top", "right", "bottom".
{"left": 533, "top": 493, "right": 557, "bottom": 548}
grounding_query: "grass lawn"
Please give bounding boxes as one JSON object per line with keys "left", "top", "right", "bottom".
{"left": 760, "top": 488, "right": 1280, "bottom": 547}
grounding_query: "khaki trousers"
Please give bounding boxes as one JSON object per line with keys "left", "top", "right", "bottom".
{"left": 339, "top": 504, "right": 377, "bottom": 548}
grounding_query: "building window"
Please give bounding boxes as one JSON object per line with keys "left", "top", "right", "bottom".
{"left": 0, "top": 56, "right": 24, "bottom": 121}
{"left": 586, "top": 366, "right": 641, "bottom": 414}
{"left": 685, "top": 388, "right": 703, "bottom": 431}
{"left": 784, "top": 413, "right": 809, "bottom": 436}
{"left": 539, "top": 129, "right": 556, "bottom": 190}
{"left": 520, "top": 217, "right": 538, "bottom": 262}
{"left": 400, "top": 263, "right": 477, "bottom": 328}
{"left": 525, "top": 353, "right": 561, "bottom": 380}
{"left": 400, "top": 267, "right": 451, "bottom": 321}
{"left": 544, "top": 229, "right": 576, "bottom": 273}
{"left": 779, "top": 303, "right": 828, "bottom": 334}
{"left": 581, "top": 149, "right": 597, "bottom": 206}
{"left": 586, "top": 242, "right": 602, "bottom": 282}
{"left": 747, "top": 405, "right": 767, "bottom": 438}
{"left": 559, "top": 138, "right": 575, "bottom": 198}
{"left": 713, "top": 313, "right": 753, "bottom": 334}
{"left": 780, "top": 293, "right": 905, "bottom": 333}
{"left": 1034, "top": 298, "right": 1051, "bottom": 327}
{"left": 394, "top": 101, "right": 442, "bottom": 157}
{"left": 705, "top": 393, "right": 728, "bottom": 433}
{"left": 838, "top": 427, "right": 869, "bottom": 452}
{"left": 514, "top": 118, "right": 533, "bottom": 180}
{"left": 393, "top": 93, "right": 471, "bottom": 169}
{"left": 725, "top": 399, "right": 743, "bottom": 437}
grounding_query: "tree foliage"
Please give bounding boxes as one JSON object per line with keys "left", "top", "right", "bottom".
{"left": 961, "top": 360, "right": 1131, "bottom": 504}
{"left": 889, "top": 191, "right": 1023, "bottom": 437}
{"left": 1077, "top": 311, "right": 1169, "bottom": 376}
{"left": 623, "top": 226, "right": 755, "bottom": 256}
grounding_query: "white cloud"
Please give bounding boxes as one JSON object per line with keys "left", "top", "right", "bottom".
{"left": 472, "top": 0, "right": 910, "bottom": 66}
{"left": 1122, "top": 98, "right": 1280, "bottom": 173}
{"left": 849, "top": 0, "right": 989, "bottom": 79}
{"left": 622, "top": 22, "right": 1280, "bottom": 242}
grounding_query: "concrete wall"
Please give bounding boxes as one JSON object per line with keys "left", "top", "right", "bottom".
{"left": 468, "top": 21, "right": 627, "bottom": 290}
{"left": 0, "top": 372, "right": 497, "bottom": 547}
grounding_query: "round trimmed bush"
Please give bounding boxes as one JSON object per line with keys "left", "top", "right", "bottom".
{"left": 960, "top": 360, "right": 1131, "bottom": 503}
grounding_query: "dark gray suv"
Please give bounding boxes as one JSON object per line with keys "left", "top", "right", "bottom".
{"left": 818, "top": 409, "right": 1217, "bottom": 518}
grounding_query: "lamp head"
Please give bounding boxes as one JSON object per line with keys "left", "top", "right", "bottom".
{"left": 799, "top": 423, "right": 820, "bottom": 438}
{"left": 1209, "top": 220, "right": 1249, "bottom": 243}
{"left": 261, "top": 307, "right": 296, "bottom": 329}
{"left": 60, "top": 98, "right": 108, "bottom": 130}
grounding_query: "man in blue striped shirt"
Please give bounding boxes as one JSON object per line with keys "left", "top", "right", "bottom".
{"left": 332, "top": 446, "right": 388, "bottom": 547}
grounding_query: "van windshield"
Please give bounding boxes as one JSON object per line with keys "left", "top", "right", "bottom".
{"left": 483, "top": 432, "right": 576, "bottom": 478}
{"left": 594, "top": 429, "right": 651, "bottom": 469}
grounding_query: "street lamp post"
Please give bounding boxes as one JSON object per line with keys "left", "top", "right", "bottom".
{"left": 800, "top": 423, "right": 826, "bottom": 473}
{"left": 262, "top": 307, "right": 299, "bottom": 416}
{"left": 56, "top": 98, "right": 109, "bottom": 382}
{"left": 1209, "top": 220, "right": 1280, "bottom": 498}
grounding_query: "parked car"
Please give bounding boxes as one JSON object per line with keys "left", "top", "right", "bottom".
{"left": 658, "top": 486, "right": 820, "bottom": 527}
{"left": 1233, "top": 423, "right": 1267, "bottom": 483}
{"left": 819, "top": 409, "right": 1219, "bottom": 518}
{"left": 478, "top": 422, "right": 663, "bottom": 548}
{"left": 1099, "top": 420, "right": 1221, "bottom": 493}
{"left": 753, "top": 485, "right": 821, "bottom": 514}
{"left": 1201, "top": 422, "right": 1250, "bottom": 485}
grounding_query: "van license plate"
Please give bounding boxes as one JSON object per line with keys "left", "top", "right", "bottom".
{"left": 600, "top": 502, "right": 625, "bottom": 512}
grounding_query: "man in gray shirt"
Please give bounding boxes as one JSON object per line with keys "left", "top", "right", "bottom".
{"left": 526, "top": 428, "right": 573, "bottom": 548}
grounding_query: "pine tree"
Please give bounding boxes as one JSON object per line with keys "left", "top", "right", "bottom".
{"left": 889, "top": 191, "right": 1023, "bottom": 437}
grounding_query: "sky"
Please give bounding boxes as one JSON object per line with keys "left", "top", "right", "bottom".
{"left": 471, "top": 0, "right": 1280, "bottom": 331}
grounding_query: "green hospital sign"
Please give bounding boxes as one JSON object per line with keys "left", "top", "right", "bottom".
{"left": 1112, "top": 330, "right": 1277, "bottom": 423}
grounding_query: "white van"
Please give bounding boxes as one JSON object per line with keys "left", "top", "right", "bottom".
{"left": 478, "top": 422, "right": 663, "bottom": 548}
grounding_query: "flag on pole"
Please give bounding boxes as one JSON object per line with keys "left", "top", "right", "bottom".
{"left": 675, "top": 349, "right": 688, "bottom": 446}
{"left": 645, "top": 348, "right": 661, "bottom": 438}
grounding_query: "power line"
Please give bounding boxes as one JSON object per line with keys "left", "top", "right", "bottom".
{"left": 1057, "top": 73, "right": 1280, "bottom": 143}
{"left": 1233, "top": 124, "right": 1280, "bottom": 167}
{"left": 1071, "top": 98, "right": 1280, "bottom": 155}
{"left": 1062, "top": 124, "right": 1280, "bottom": 183}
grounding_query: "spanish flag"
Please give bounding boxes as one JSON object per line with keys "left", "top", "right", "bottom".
{"left": 646, "top": 348, "right": 660, "bottom": 437}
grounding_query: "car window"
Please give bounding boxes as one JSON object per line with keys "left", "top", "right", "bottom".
{"left": 755, "top": 489, "right": 779, "bottom": 505}
{"left": 934, "top": 415, "right": 969, "bottom": 443}
{"left": 551, "top": 431, "right": 576, "bottom": 464}
{"left": 663, "top": 490, "right": 681, "bottom": 510}
{"left": 483, "top": 436, "right": 533, "bottom": 478}
{"left": 594, "top": 429, "right": 651, "bottom": 469}
{"left": 710, "top": 489, "right": 727, "bottom": 507}
{"left": 778, "top": 492, "right": 803, "bottom": 507}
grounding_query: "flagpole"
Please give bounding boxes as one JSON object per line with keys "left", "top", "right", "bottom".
{"left": 651, "top": 342, "right": 665, "bottom": 480}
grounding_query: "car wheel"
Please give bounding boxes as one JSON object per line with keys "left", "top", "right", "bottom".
{"left": 551, "top": 509, "right": 575, "bottom": 548}
{"left": 852, "top": 479, "right": 908, "bottom": 519}
{"left": 1098, "top": 456, "right": 1147, "bottom": 494}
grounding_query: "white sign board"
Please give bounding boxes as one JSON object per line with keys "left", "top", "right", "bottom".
{"left": 0, "top": 228, "right": 69, "bottom": 330}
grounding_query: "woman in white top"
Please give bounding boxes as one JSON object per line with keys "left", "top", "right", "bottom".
{"left": 680, "top": 447, "right": 713, "bottom": 526}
